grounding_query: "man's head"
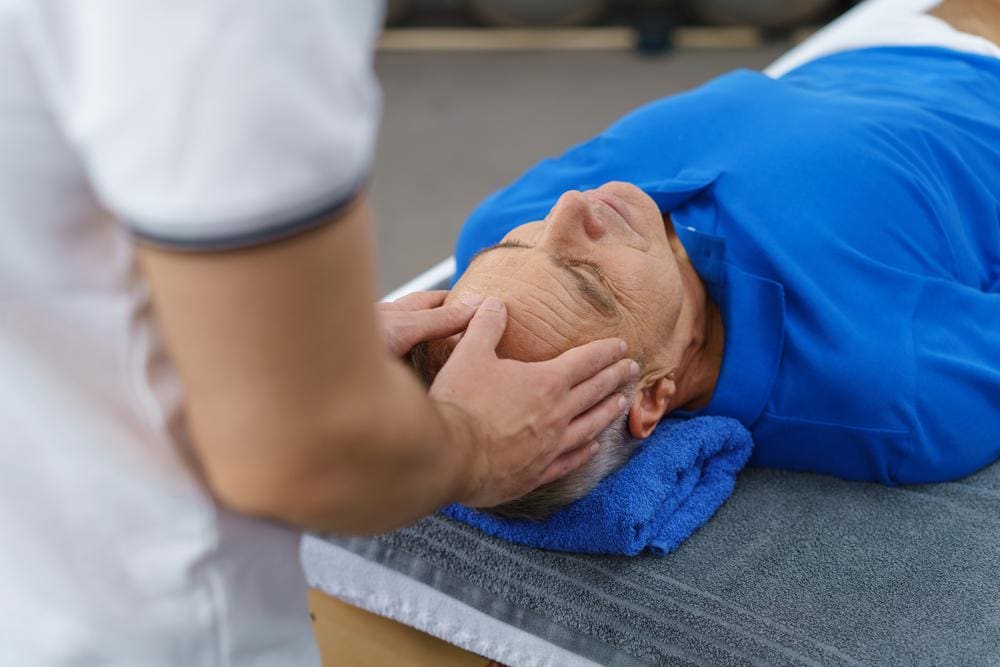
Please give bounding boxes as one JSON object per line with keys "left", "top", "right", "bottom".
{"left": 415, "top": 181, "right": 717, "bottom": 519}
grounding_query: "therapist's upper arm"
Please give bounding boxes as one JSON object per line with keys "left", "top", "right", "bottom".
{"left": 137, "top": 195, "right": 386, "bottom": 505}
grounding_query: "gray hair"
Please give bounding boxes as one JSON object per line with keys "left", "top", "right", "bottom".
{"left": 411, "top": 341, "right": 640, "bottom": 521}
{"left": 485, "top": 408, "right": 639, "bottom": 521}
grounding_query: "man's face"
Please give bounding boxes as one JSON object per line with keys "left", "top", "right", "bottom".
{"left": 450, "top": 181, "right": 686, "bottom": 367}
{"left": 423, "top": 182, "right": 693, "bottom": 518}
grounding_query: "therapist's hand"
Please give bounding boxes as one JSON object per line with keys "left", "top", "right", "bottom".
{"left": 430, "top": 297, "right": 637, "bottom": 509}
{"left": 376, "top": 290, "right": 483, "bottom": 358}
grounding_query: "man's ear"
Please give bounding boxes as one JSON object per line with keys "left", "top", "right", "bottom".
{"left": 627, "top": 376, "right": 675, "bottom": 439}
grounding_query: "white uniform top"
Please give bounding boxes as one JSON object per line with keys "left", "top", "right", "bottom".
{"left": 0, "top": 1, "right": 381, "bottom": 664}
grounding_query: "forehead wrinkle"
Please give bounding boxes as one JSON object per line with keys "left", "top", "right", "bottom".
{"left": 506, "top": 289, "right": 621, "bottom": 360}
{"left": 505, "top": 307, "right": 571, "bottom": 356}
{"left": 469, "top": 242, "right": 618, "bottom": 320}
{"left": 518, "top": 290, "right": 588, "bottom": 338}
{"left": 471, "top": 264, "right": 607, "bottom": 355}
{"left": 485, "top": 274, "right": 586, "bottom": 343}
{"left": 509, "top": 265, "right": 578, "bottom": 308}
{"left": 477, "top": 262, "right": 579, "bottom": 313}
{"left": 458, "top": 272, "right": 578, "bottom": 349}
{"left": 501, "top": 267, "right": 602, "bottom": 336}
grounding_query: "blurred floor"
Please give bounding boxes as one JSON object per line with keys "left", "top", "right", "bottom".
{"left": 371, "top": 46, "right": 787, "bottom": 293}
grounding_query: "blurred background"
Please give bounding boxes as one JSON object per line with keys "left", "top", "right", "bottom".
{"left": 371, "top": 0, "right": 858, "bottom": 293}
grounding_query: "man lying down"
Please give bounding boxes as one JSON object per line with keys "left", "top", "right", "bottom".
{"left": 414, "top": 0, "right": 1000, "bottom": 522}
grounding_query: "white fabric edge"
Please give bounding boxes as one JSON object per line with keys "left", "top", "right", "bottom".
{"left": 766, "top": 0, "right": 1000, "bottom": 78}
{"left": 301, "top": 536, "right": 603, "bottom": 667}
{"left": 124, "top": 174, "right": 368, "bottom": 251}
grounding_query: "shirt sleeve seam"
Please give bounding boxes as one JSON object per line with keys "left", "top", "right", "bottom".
{"left": 125, "top": 178, "right": 366, "bottom": 252}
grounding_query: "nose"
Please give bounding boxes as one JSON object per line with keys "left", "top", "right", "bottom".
{"left": 541, "top": 190, "right": 606, "bottom": 252}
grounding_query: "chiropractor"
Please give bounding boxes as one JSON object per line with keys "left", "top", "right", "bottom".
{"left": 0, "top": 1, "right": 634, "bottom": 664}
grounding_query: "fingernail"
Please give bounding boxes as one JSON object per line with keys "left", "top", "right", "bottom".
{"left": 628, "top": 360, "right": 640, "bottom": 379}
{"left": 459, "top": 293, "right": 484, "bottom": 308}
{"left": 619, "top": 340, "right": 628, "bottom": 354}
{"left": 618, "top": 395, "right": 629, "bottom": 412}
{"left": 482, "top": 297, "right": 505, "bottom": 312}
{"left": 591, "top": 442, "right": 600, "bottom": 455}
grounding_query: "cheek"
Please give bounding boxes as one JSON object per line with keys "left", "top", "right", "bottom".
{"left": 612, "top": 259, "right": 683, "bottom": 339}
{"left": 649, "top": 261, "right": 685, "bottom": 320}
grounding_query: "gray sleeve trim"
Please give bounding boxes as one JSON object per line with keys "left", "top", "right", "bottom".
{"left": 127, "top": 182, "right": 363, "bottom": 252}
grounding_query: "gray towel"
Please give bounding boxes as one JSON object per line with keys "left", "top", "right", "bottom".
{"left": 324, "top": 460, "right": 1000, "bottom": 665}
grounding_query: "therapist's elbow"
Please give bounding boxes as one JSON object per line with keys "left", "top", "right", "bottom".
{"left": 191, "top": 399, "right": 383, "bottom": 534}
{"left": 210, "top": 471, "right": 369, "bottom": 536}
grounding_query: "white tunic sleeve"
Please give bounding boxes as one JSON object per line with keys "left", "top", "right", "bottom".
{"left": 27, "top": 0, "right": 382, "bottom": 249}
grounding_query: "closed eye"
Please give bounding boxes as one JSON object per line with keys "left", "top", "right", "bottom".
{"left": 563, "top": 257, "right": 606, "bottom": 281}
{"left": 556, "top": 258, "right": 618, "bottom": 317}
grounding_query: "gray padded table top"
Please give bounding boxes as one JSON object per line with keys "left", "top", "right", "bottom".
{"left": 320, "top": 461, "right": 1000, "bottom": 666}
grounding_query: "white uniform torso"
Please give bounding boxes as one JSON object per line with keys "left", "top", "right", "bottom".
{"left": 0, "top": 1, "right": 381, "bottom": 664}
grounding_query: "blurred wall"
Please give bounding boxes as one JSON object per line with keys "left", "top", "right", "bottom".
{"left": 370, "top": 46, "right": 786, "bottom": 293}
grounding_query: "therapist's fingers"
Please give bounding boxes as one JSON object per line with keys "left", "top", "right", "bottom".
{"left": 559, "top": 392, "right": 629, "bottom": 455}
{"left": 562, "top": 358, "right": 639, "bottom": 418}
{"left": 400, "top": 299, "right": 481, "bottom": 343}
{"left": 547, "top": 337, "right": 628, "bottom": 388}
{"left": 381, "top": 290, "right": 449, "bottom": 311}
{"left": 536, "top": 440, "right": 599, "bottom": 488}
{"left": 380, "top": 298, "right": 483, "bottom": 357}
{"left": 448, "top": 297, "right": 507, "bottom": 360}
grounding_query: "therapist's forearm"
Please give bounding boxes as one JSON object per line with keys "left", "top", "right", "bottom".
{"left": 140, "top": 196, "right": 475, "bottom": 535}
{"left": 221, "top": 356, "right": 478, "bottom": 536}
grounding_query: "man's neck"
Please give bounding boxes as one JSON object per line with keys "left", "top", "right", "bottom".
{"left": 671, "top": 260, "right": 725, "bottom": 412}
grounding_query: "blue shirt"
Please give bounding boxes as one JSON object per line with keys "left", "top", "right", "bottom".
{"left": 454, "top": 47, "right": 1000, "bottom": 485}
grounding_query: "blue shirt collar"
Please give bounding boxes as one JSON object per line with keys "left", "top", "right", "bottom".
{"left": 673, "top": 225, "right": 786, "bottom": 427}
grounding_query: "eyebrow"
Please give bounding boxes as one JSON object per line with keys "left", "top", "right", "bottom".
{"left": 470, "top": 240, "right": 618, "bottom": 317}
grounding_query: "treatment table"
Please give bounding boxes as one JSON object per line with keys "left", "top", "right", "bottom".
{"left": 302, "top": 4, "right": 1000, "bottom": 664}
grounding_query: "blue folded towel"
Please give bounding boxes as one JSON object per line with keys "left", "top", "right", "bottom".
{"left": 443, "top": 417, "right": 753, "bottom": 556}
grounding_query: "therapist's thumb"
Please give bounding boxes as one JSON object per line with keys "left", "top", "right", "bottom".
{"left": 453, "top": 297, "right": 507, "bottom": 358}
